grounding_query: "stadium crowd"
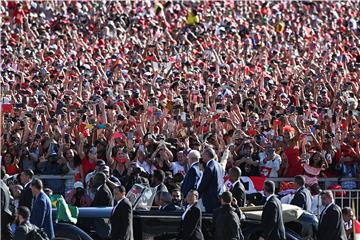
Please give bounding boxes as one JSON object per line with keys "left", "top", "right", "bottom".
{"left": 1, "top": 0, "right": 360, "bottom": 240}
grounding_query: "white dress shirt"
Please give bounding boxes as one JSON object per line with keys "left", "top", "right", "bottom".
{"left": 319, "top": 202, "right": 334, "bottom": 223}
{"left": 266, "top": 194, "right": 275, "bottom": 202}
{"left": 182, "top": 204, "right": 194, "bottom": 220}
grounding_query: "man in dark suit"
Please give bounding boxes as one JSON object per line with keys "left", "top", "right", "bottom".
{"left": 259, "top": 180, "right": 285, "bottom": 240}
{"left": 91, "top": 172, "right": 112, "bottom": 239}
{"left": 197, "top": 148, "right": 225, "bottom": 212}
{"left": 19, "top": 169, "right": 34, "bottom": 210}
{"left": 213, "top": 192, "right": 243, "bottom": 240}
{"left": 152, "top": 169, "right": 168, "bottom": 194}
{"left": 318, "top": 190, "right": 347, "bottom": 240}
{"left": 30, "top": 178, "right": 55, "bottom": 239}
{"left": 14, "top": 206, "right": 41, "bottom": 240}
{"left": 1, "top": 176, "right": 14, "bottom": 240}
{"left": 178, "top": 190, "right": 204, "bottom": 240}
{"left": 110, "top": 186, "right": 133, "bottom": 240}
{"left": 290, "top": 175, "right": 311, "bottom": 211}
{"left": 229, "top": 167, "right": 246, "bottom": 207}
{"left": 91, "top": 172, "right": 113, "bottom": 207}
{"left": 158, "top": 191, "right": 181, "bottom": 211}
{"left": 181, "top": 150, "right": 201, "bottom": 199}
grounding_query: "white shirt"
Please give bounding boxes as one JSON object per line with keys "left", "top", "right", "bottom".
{"left": 136, "top": 160, "right": 155, "bottom": 174}
{"left": 311, "top": 194, "right": 325, "bottom": 218}
{"left": 206, "top": 159, "right": 214, "bottom": 167}
{"left": 182, "top": 204, "right": 193, "bottom": 220}
{"left": 266, "top": 194, "right": 275, "bottom": 202}
{"left": 96, "top": 184, "right": 103, "bottom": 192}
{"left": 24, "top": 181, "right": 31, "bottom": 189}
{"left": 113, "top": 197, "right": 125, "bottom": 209}
{"left": 320, "top": 202, "right": 334, "bottom": 223}
{"left": 231, "top": 180, "right": 240, "bottom": 190}
{"left": 259, "top": 152, "right": 281, "bottom": 178}
{"left": 171, "top": 161, "right": 186, "bottom": 176}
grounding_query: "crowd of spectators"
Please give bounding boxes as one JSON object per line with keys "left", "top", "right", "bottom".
{"left": 1, "top": 0, "right": 360, "bottom": 236}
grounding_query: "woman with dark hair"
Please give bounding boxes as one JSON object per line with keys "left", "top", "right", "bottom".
{"left": 62, "top": 149, "right": 82, "bottom": 192}
{"left": 234, "top": 142, "right": 260, "bottom": 176}
{"left": 3, "top": 152, "right": 20, "bottom": 175}
{"left": 302, "top": 151, "right": 328, "bottom": 187}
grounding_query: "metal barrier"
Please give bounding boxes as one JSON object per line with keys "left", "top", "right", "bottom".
{"left": 35, "top": 175, "right": 73, "bottom": 180}
{"left": 268, "top": 177, "right": 360, "bottom": 189}
{"left": 331, "top": 189, "right": 360, "bottom": 219}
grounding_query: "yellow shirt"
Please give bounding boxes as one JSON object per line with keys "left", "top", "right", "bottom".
{"left": 186, "top": 11, "right": 200, "bottom": 26}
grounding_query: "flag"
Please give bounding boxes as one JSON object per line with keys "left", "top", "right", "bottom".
{"left": 249, "top": 176, "right": 267, "bottom": 192}
{"left": 50, "top": 194, "right": 78, "bottom": 224}
{"left": 56, "top": 197, "right": 78, "bottom": 224}
{"left": 353, "top": 219, "right": 360, "bottom": 240}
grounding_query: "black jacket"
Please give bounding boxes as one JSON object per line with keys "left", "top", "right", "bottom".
{"left": 318, "top": 203, "right": 347, "bottom": 240}
{"left": 110, "top": 198, "right": 134, "bottom": 240}
{"left": 197, "top": 160, "right": 224, "bottom": 213}
{"left": 290, "top": 186, "right": 312, "bottom": 211}
{"left": 19, "top": 183, "right": 33, "bottom": 210}
{"left": 260, "top": 195, "right": 286, "bottom": 240}
{"left": 213, "top": 204, "right": 243, "bottom": 240}
{"left": 230, "top": 181, "right": 246, "bottom": 207}
{"left": 1, "top": 180, "right": 12, "bottom": 223}
{"left": 14, "top": 221, "right": 37, "bottom": 240}
{"left": 159, "top": 203, "right": 181, "bottom": 212}
{"left": 178, "top": 205, "right": 204, "bottom": 240}
{"left": 91, "top": 184, "right": 113, "bottom": 207}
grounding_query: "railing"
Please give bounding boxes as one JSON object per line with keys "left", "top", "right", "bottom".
{"left": 36, "top": 175, "right": 74, "bottom": 180}
{"left": 331, "top": 189, "right": 360, "bottom": 219}
{"left": 268, "top": 177, "right": 360, "bottom": 189}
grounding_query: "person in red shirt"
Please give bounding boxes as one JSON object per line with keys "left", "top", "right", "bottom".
{"left": 78, "top": 142, "right": 98, "bottom": 183}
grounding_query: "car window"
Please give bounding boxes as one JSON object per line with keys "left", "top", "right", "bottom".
{"left": 126, "top": 184, "right": 156, "bottom": 210}
{"left": 127, "top": 184, "right": 145, "bottom": 206}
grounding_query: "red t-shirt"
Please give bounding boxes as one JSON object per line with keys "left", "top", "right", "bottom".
{"left": 81, "top": 156, "right": 96, "bottom": 177}
{"left": 6, "top": 164, "right": 19, "bottom": 175}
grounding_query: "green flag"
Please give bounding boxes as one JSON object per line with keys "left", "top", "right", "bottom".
{"left": 50, "top": 194, "right": 79, "bottom": 224}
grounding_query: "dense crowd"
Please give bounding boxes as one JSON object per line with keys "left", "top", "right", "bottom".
{"left": 1, "top": 0, "right": 360, "bottom": 240}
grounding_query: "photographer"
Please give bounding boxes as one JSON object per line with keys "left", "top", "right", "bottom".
{"left": 259, "top": 143, "right": 282, "bottom": 178}
{"left": 65, "top": 181, "right": 92, "bottom": 207}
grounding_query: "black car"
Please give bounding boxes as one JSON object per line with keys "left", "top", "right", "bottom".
{"left": 54, "top": 184, "right": 318, "bottom": 240}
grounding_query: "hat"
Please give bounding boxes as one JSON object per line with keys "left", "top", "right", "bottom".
{"left": 73, "top": 181, "right": 84, "bottom": 189}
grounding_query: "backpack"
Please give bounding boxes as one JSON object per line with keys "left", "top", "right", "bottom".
{"left": 26, "top": 227, "right": 50, "bottom": 240}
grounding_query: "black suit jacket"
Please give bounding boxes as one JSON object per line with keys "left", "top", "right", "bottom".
{"left": 159, "top": 203, "right": 180, "bottom": 212}
{"left": 181, "top": 163, "right": 201, "bottom": 198}
{"left": 178, "top": 205, "right": 204, "bottom": 240}
{"left": 213, "top": 204, "right": 243, "bottom": 240}
{"left": 230, "top": 181, "right": 246, "bottom": 207}
{"left": 91, "top": 184, "right": 113, "bottom": 207}
{"left": 318, "top": 203, "right": 347, "bottom": 240}
{"left": 290, "top": 186, "right": 312, "bottom": 211}
{"left": 14, "top": 221, "right": 36, "bottom": 240}
{"left": 110, "top": 198, "right": 134, "bottom": 240}
{"left": 260, "top": 195, "right": 286, "bottom": 240}
{"left": 19, "top": 183, "right": 33, "bottom": 210}
{"left": 197, "top": 160, "right": 224, "bottom": 212}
